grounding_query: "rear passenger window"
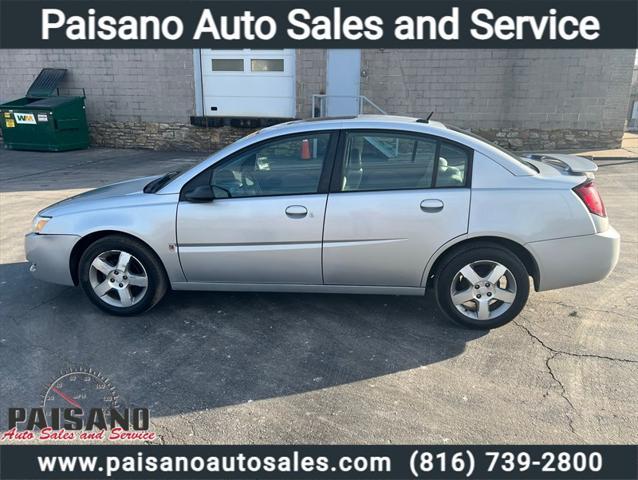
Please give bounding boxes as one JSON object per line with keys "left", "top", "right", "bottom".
{"left": 436, "top": 142, "right": 470, "bottom": 188}
{"left": 341, "top": 133, "right": 437, "bottom": 191}
{"left": 340, "top": 132, "right": 470, "bottom": 192}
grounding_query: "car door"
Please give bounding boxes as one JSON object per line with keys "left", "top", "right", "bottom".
{"left": 177, "top": 131, "right": 336, "bottom": 284}
{"left": 322, "top": 130, "right": 472, "bottom": 287}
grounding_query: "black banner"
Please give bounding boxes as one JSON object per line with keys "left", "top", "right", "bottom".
{"left": 0, "top": 0, "right": 637, "bottom": 49}
{"left": 0, "top": 445, "right": 637, "bottom": 479}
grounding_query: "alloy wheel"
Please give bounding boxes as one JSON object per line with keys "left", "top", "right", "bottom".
{"left": 450, "top": 260, "right": 517, "bottom": 321}
{"left": 88, "top": 250, "right": 148, "bottom": 308}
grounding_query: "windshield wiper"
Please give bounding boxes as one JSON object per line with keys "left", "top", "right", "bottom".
{"left": 144, "top": 171, "right": 181, "bottom": 193}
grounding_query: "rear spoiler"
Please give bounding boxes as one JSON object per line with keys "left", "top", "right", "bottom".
{"left": 522, "top": 153, "right": 598, "bottom": 175}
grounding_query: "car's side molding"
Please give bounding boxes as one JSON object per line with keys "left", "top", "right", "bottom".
{"left": 170, "top": 282, "right": 426, "bottom": 296}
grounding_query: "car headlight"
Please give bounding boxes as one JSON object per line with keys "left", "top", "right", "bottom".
{"left": 32, "top": 215, "right": 51, "bottom": 234}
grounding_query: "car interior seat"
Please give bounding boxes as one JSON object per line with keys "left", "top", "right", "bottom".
{"left": 436, "top": 157, "right": 464, "bottom": 187}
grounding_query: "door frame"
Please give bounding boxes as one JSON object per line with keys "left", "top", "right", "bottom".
{"left": 327, "top": 128, "right": 475, "bottom": 194}
{"left": 193, "top": 49, "right": 204, "bottom": 116}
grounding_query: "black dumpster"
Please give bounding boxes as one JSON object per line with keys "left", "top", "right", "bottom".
{"left": 0, "top": 68, "right": 89, "bottom": 151}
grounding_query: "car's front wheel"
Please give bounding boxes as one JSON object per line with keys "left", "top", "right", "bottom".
{"left": 78, "top": 235, "right": 167, "bottom": 316}
{"left": 435, "top": 244, "right": 530, "bottom": 329}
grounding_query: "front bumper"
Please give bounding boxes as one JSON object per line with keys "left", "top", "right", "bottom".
{"left": 25, "top": 233, "right": 80, "bottom": 286}
{"left": 526, "top": 227, "right": 621, "bottom": 292}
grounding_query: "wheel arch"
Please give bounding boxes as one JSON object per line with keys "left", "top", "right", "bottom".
{"left": 423, "top": 235, "right": 540, "bottom": 291}
{"left": 69, "top": 230, "right": 168, "bottom": 286}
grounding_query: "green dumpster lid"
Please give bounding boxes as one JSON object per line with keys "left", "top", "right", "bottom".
{"left": 28, "top": 96, "right": 80, "bottom": 108}
{"left": 26, "top": 68, "right": 67, "bottom": 98}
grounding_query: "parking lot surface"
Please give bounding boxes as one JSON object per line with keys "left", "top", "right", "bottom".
{"left": 0, "top": 147, "right": 636, "bottom": 443}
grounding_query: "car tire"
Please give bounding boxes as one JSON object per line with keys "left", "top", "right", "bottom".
{"left": 435, "top": 244, "right": 530, "bottom": 329}
{"left": 78, "top": 235, "right": 168, "bottom": 316}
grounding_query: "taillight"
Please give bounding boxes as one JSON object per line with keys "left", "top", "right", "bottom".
{"left": 573, "top": 181, "right": 606, "bottom": 217}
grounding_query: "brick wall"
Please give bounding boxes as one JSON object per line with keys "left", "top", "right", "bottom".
{"left": 360, "top": 49, "right": 635, "bottom": 149}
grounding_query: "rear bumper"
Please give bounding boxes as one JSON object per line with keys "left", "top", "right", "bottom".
{"left": 526, "top": 227, "right": 620, "bottom": 292}
{"left": 25, "top": 233, "right": 80, "bottom": 286}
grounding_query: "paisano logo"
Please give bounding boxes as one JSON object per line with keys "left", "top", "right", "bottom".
{"left": 1, "top": 367, "right": 156, "bottom": 442}
{"left": 14, "top": 112, "right": 37, "bottom": 124}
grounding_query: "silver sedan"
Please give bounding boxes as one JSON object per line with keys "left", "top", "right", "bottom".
{"left": 25, "top": 115, "right": 620, "bottom": 328}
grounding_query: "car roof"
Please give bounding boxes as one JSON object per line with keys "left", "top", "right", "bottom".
{"left": 262, "top": 114, "right": 448, "bottom": 132}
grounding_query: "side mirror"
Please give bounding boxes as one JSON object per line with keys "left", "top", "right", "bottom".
{"left": 184, "top": 184, "right": 215, "bottom": 203}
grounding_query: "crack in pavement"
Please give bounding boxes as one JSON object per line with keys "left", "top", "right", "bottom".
{"left": 514, "top": 320, "right": 638, "bottom": 364}
{"left": 513, "top": 321, "right": 579, "bottom": 436}
{"left": 513, "top": 320, "right": 638, "bottom": 439}
{"left": 544, "top": 352, "right": 577, "bottom": 435}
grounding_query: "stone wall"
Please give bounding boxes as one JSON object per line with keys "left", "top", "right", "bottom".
{"left": 89, "top": 121, "right": 252, "bottom": 152}
{"left": 2, "top": 120, "right": 619, "bottom": 153}
{"left": 474, "top": 128, "right": 622, "bottom": 151}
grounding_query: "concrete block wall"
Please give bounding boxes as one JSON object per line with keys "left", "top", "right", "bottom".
{"left": 361, "top": 49, "right": 635, "bottom": 149}
{"left": 0, "top": 49, "right": 196, "bottom": 123}
{"left": 296, "top": 49, "right": 327, "bottom": 119}
{"left": 626, "top": 52, "right": 638, "bottom": 131}
{"left": 0, "top": 49, "right": 196, "bottom": 122}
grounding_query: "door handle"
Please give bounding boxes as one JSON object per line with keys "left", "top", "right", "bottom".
{"left": 285, "top": 205, "right": 308, "bottom": 218}
{"left": 420, "top": 199, "right": 444, "bottom": 213}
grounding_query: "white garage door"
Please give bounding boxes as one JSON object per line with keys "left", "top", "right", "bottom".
{"left": 200, "top": 49, "right": 296, "bottom": 118}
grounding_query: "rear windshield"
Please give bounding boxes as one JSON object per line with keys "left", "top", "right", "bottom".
{"left": 446, "top": 125, "right": 538, "bottom": 172}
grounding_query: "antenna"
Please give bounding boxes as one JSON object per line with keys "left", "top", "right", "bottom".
{"left": 416, "top": 111, "right": 435, "bottom": 123}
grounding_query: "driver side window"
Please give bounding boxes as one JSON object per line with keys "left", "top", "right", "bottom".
{"left": 211, "top": 133, "right": 331, "bottom": 198}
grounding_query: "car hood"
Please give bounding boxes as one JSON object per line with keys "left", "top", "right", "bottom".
{"left": 39, "top": 175, "right": 160, "bottom": 216}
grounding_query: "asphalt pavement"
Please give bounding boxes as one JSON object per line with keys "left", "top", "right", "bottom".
{"left": 0, "top": 147, "right": 636, "bottom": 443}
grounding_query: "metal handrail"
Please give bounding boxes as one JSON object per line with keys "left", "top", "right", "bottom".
{"left": 311, "top": 94, "right": 387, "bottom": 117}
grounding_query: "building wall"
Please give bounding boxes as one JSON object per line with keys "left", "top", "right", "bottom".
{"left": 0, "top": 49, "right": 195, "bottom": 122}
{"left": 361, "top": 49, "right": 635, "bottom": 150}
{"left": 296, "top": 49, "right": 327, "bottom": 119}
{"left": 0, "top": 49, "right": 635, "bottom": 151}
{"left": 626, "top": 51, "right": 638, "bottom": 131}
{"left": 0, "top": 49, "right": 247, "bottom": 151}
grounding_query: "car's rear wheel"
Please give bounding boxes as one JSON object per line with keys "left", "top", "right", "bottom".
{"left": 78, "top": 235, "right": 167, "bottom": 316}
{"left": 435, "top": 245, "right": 530, "bottom": 329}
